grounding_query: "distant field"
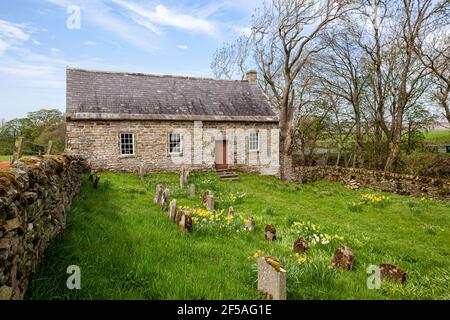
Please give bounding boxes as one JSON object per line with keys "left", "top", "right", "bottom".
{"left": 0, "top": 155, "right": 11, "bottom": 162}
{"left": 423, "top": 130, "right": 450, "bottom": 143}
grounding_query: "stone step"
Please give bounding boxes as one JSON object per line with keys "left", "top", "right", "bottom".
{"left": 218, "top": 171, "right": 238, "bottom": 176}
{"left": 217, "top": 170, "right": 240, "bottom": 180}
{"left": 221, "top": 176, "right": 240, "bottom": 181}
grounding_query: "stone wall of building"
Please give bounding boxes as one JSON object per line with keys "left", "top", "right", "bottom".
{"left": 66, "top": 120, "right": 280, "bottom": 176}
{"left": 0, "top": 155, "right": 87, "bottom": 300}
{"left": 292, "top": 165, "right": 450, "bottom": 201}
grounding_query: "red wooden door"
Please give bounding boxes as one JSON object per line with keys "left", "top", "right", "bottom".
{"left": 215, "top": 140, "right": 228, "bottom": 170}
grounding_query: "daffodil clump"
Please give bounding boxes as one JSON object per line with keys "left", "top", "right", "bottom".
{"left": 216, "top": 191, "right": 247, "bottom": 209}
{"left": 289, "top": 221, "right": 344, "bottom": 246}
{"left": 181, "top": 206, "right": 249, "bottom": 232}
{"left": 294, "top": 252, "right": 306, "bottom": 265}
{"left": 360, "top": 193, "right": 391, "bottom": 207}
{"left": 248, "top": 249, "right": 264, "bottom": 260}
{"left": 348, "top": 201, "right": 365, "bottom": 212}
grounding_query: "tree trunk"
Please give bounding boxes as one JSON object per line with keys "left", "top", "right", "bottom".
{"left": 279, "top": 104, "right": 294, "bottom": 181}
{"left": 384, "top": 115, "right": 403, "bottom": 172}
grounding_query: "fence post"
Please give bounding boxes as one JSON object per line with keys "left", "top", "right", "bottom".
{"left": 46, "top": 140, "right": 53, "bottom": 155}
{"left": 12, "top": 136, "right": 24, "bottom": 164}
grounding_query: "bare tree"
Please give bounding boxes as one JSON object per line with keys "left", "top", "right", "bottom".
{"left": 383, "top": 0, "right": 448, "bottom": 171}
{"left": 416, "top": 28, "right": 450, "bottom": 124}
{"left": 315, "top": 28, "right": 369, "bottom": 167}
{"left": 211, "top": 36, "right": 251, "bottom": 80}
{"left": 252, "top": 0, "right": 355, "bottom": 179}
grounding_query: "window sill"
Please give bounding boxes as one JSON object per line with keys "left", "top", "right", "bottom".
{"left": 119, "top": 154, "right": 136, "bottom": 159}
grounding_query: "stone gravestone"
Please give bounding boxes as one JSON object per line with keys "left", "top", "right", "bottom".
{"left": 160, "top": 189, "right": 170, "bottom": 211}
{"left": 153, "top": 185, "right": 163, "bottom": 204}
{"left": 379, "top": 263, "right": 407, "bottom": 283}
{"left": 178, "top": 211, "right": 193, "bottom": 232}
{"left": 179, "top": 170, "right": 185, "bottom": 188}
{"left": 332, "top": 246, "right": 354, "bottom": 270}
{"left": 168, "top": 199, "right": 177, "bottom": 222}
{"left": 202, "top": 191, "right": 210, "bottom": 206}
{"left": 206, "top": 195, "right": 215, "bottom": 211}
{"left": 138, "top": 164, "right": 145, "bottom": 181}
{"left": 189, "top": 184, "right": 196, "bottom": 198}
{"left": 265, "top": 224, "right": 276, "bottom": 241}
{"left": 93, "top": 175, "right": 101, "bottom": 189}
{"left": 293, "top": 237, "right": 308, "bottom": 253}
{"left": 245, "top": 216, "right": 255, "bottom": 231}
{"left": 175, "top": 209, "right": 192, "bottom": 232}
{"left": 257, "top": 257, "right": 286, "bottom": 300}
{"left": 179, "top": 166, "right": 190, "bottom": 188}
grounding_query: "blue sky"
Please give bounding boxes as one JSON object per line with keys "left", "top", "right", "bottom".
{"left": 0, "top": 0, "right": 260, "bottom": 120}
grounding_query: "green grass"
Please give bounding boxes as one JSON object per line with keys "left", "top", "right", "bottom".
{"left": 423, "top": 130, "right": 450, "bottom": 143}
{"left": 27, "top": 173, "right": 450, "bottom": 300}
{"left": 0, "top": 155, "right": 11, "bottom": 162}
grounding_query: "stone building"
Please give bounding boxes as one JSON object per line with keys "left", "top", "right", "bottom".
{"left": 65, "top": 68, "right": 280, "bottom": 175}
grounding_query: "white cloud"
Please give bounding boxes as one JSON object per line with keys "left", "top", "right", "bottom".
{"left": 50, "top": 47, "right": 60, "bottom": 54}
{"left": 232, "top": 26, "right": 252, "bottom": 37}
{"left": 110, "top": 0, "right": 219, "bottom": 37}
{"left": 0, "top": 19, "right": 33, "bottom": 56}
{"left": 84, "top": 40, "right": 98, "bottom": 46}
{"left": 177, "top": 44, "right": 188, "bottom": 50}
{"left": 0, "top": 39, "right": 11, "bottom": 56}
{"left": 0, "top": 20, "right": 30, "bottom": 42}
{"left": 46, "top": 0, "right": 160, "bottom": 52}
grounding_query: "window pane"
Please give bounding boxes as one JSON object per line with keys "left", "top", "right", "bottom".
{"left": 120, "top": 133, "right": 134, "bottom": 155}
{"left": 169, "top": 133, "right": 181, "bottom": 153}
{"left": 250, "top": 132, "right": 258, "bottom": 151}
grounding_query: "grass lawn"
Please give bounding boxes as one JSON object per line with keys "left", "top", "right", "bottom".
{"left": 423, "top": 130, "right": 450, "bottom": 143}
{"left": 27, "top": 172, "right": 450, "bottom": 300}
{"left": 0, "top": 155, "right": 11, "bottom": 162}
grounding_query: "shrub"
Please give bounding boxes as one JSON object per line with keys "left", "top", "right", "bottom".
{"left": 399, "top": 152, "right": 450, "bottom": 178}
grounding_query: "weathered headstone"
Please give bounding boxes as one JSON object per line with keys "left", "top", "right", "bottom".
{"left": 180, "top": 173, "right": 185, "bottom": 188}
{"left": 257, "top": 257, "right": 286, "bottom": 300}
{"left": 175, "top": 209, "right": 185, "bottom": 226}
{"left": 379, "top": 263, "right": 407, "bottom": 283}
{"left": 202, "top": 191, "right": 210, "bottom": 206}
{"left": 88, "top": 170, "right": 94, "bottom": 182}
{"left": 179, "top": 166, "right": 190, "bottom": 188}
{"left": 206, "top": 195, "right": 215, "bottom": 211}
{"left": 332, "top": 246, "right": 354, "bottom": 270}
{"left": 168, "top": 199, "right": 177, "bottom": 222}
{"left": 228, "top": 207, "right": 234, "bottom": 218}
{"left": 153, "top": 185, "right": 163, "bottom": 204}
{"left": 245, "top": 216, "right": 255, "bottom": 231}
{"left": 293, "top": 237, "right": 308, "bottom": 253}
{"left": 178, "top": 211, "right": 193, "bottom": 232}
{"left": 93, "top": 175, "right": 100, "bottom": 189}
{"left": 160, "top": 189, "right": 170, "bottom": 211}
{"left": 189, "top": 184, "right": 196, "bottom": 198}
{"left": 265, "top": 224, "right": 276, "bottom": 241}
{"left": 138, "top": 164, "right": 145, "bottom": 181}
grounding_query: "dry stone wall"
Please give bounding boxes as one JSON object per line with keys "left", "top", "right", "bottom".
{"left": 293, "top": 165, "right": 450, "bottom": 201}
{"left": 0, "top": 155, "right": 87, "bottom": 300}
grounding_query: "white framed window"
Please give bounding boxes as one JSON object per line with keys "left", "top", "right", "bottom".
{"left": 169, "top": 133, "right": 182, "bottom": 154}
{"left": 120, "top": 133, "right": 134, "bottom": 156}
{"left": 249, "top": 132, "right": 259, "bottom": 152}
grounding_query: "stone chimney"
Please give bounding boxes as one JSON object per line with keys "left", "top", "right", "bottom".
{"left": 246, "top": 70, "right": 257, "bottom": 84}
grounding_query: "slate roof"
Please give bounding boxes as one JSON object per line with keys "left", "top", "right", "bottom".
{"left": 66, "top": 68, "right": 278, "bottom": 122}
